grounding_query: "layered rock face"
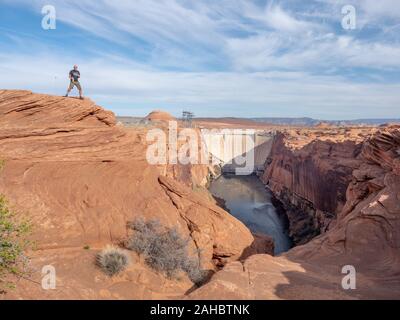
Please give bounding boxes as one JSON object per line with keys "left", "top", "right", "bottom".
{"left": 190, "top": 126, "right": 400, "bottom": 299}
{"left": 0, "top": 90, "right": 266, "bottom": 299}
{"left": 261, "top": 130, "right": 366, "bottom": 244}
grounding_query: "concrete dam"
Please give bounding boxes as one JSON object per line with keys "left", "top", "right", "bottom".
{"left": 201, "top": 130, "right": 276, "bottom": 175}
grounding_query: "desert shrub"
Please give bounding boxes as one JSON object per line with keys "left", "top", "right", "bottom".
{"left": 0, "top": 195, "right": 31, "bottom": 291}
{"left": 126, "top": 219, "right": 161, "bottom": 255}
{"left": 96, "top": 246, "right": 130, "bottom": 277}
{"left": 126, "top": 218, "right": 208, "bottom": 284}
{"left": 181, "top": 257, "right": 210, "bottom": 286}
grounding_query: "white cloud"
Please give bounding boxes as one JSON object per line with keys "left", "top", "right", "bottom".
{"left": 359, "top": 0, "right": 400, "bottom": 20}
{"left": 4, "top": 0, "right": 400, "bottom": 71}
{"left": 0, "top": 0, "right": 399, "bottom": 118}
{"left": 247, "top": 2, "right": 317, "bottom": 33}
{"left": 0, "top": 52, "right": 398, "bottom": 119}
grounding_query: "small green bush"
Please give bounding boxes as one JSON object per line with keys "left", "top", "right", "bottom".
{"left": 0, "top": 195, "right": 31, "bottom": 291}
{"left": 96, "top": 246, "right": 130, "bottom": 277}
{"left": 126, "top": 218, "right": 208, "bottom": 285}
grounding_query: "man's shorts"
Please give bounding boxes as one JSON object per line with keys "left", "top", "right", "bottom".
{"left": 68, "top": 80, "right": 82, "bottom": 91}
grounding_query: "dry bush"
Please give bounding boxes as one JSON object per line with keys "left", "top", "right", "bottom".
{"left": 96, "top": 246, "right": 130, "bottom": 277}
{"left": 126, "top": 218, "right": 208, "bottom": 285}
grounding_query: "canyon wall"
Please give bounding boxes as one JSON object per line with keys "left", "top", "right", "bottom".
{"left": 190, "top": 126, "right": 400, "bottom": 299}
{"left": 261, "top": 130, "right": 365, "bottom": 244}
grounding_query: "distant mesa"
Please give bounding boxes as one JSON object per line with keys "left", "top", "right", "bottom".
{"left": 145, "top": 110, "right": 175, "bottom": 122}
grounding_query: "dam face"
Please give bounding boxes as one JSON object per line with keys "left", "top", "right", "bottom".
{"left": 201, "top": 130, "right": 276, "bottom": 174}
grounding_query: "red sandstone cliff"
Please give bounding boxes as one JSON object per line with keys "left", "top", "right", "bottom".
{"left": 261, "top": 129, "right": 367, "bottom": 244}
{"left": 0, "top": 90, "right": 269, "bottom": 299}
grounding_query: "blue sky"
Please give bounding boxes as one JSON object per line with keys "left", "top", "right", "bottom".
{"left": 0, "top": 0, "right": 399, "bottom": 119}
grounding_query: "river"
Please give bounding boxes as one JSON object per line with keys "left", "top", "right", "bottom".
{"left": 209, "top": 174, "right": 292, "bottom": 255}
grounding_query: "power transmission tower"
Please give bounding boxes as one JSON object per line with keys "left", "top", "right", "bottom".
{"left": 182, "top": 111, "right": 195, "bottom": 128}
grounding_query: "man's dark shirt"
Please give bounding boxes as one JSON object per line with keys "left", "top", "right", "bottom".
{"left": 69, "top": 70, "right": 80, "bottom": 82}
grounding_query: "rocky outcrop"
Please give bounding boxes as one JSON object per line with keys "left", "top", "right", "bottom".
{"left": 0, "top": 90, "right": 266, "bottom": 299}
{"left": 190, "top": 126, "right": 400, "bottom": 300}
{"left": 145, "top": 110, "right": 175, "bottom": 122}
{"left": 0, "top": 90, "right": 116, "bottom": 128}
{"left": 189, "top": 254, "right": 358, "bottom": 300}
{"left": 262, "top": 131, "right": 364, "bottom": 244}
{"left": 361, "top": 125, "right": 400, "bottom": 174}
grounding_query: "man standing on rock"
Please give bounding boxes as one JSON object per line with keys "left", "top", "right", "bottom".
{"left": 64, "top": 65, "right": 84, "bottom": 99}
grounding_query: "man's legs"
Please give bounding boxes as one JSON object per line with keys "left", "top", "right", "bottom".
{"left": 64, "top": 81, "right": 74, "bottom": 97}
{"left": 75, "top": 81, "right": 83, "bottom": 99}
{"left": 64, "top": 81, "right": 83, "bottom": 99}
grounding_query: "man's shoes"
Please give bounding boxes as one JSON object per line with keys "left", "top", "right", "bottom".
{"left": 79, "top": 96, "right": 84, "bottom": 100}
{"left": 63, "top": 95, "right": 68, "bottom": 97}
